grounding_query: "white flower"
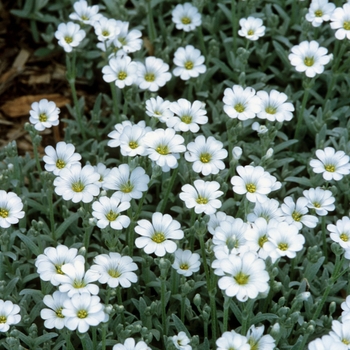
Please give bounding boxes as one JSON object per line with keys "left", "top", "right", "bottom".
{"left": 238, "top": 16, "right": 266, "bottom": 41}
{"left": 35, "top": 245, "right": 85, "bottom": 286}
{"left": 137, "top": 57, "right": 172, "bottom": 92}
{"left": 329, "top": 320, "right": 350, "bottom": 348}
{"left": 232, "top": 146, "right": 243, "bottom": 160}
{"left": 246, "top": 325, "right": 275, "bottom": 350}
{"left": 145, "top": 96, "right": 174, "bottom": 123}
{"left": 245, "top": 218, "right": 275, "bottom": 260}
{"left": 256, "top": 89, "right": 294, "bottom": 122}
{"left": 40, "top": 291, "right": 69, "bottom": 330}
{"left": 172, "top": 249, "right": 200, "bottom": 277}
{"left": 207, "top": 212, "right": 235, "bottom": 235}
{"left": 310, "top": 147, "right": 350, "bottom": 181}
{"left": 119, "top": 124, "right": 151, "bottom": 157}
{"left": 185, "top": 135, "right": 227, "bottom": 175}
{"left": 264, "top": 222, "right": 305, "bottom": 263}
{"left": 172, "top": 331, "right": 192, "bottom": 350}
{"left": 330, "top": 4, "right": 350, "bottom": 40}
{"left": 223, "top": 85, "right": 261, "bottom": 120}
{"left": 302, "top": 187, "right": 335, "bottom": 215}
{"left": 90, "top": 253, "right": 138, "bottom": 288}
{"left": 53, "top": 164, "right": 100, "bottom": 203}
{"left": 308, "top": 335, "right": 348, "bottom": 350}
{"left": 94, "top": 17, "right": 120, "bottom": 42}
{"left": 56, "top": 260, "right": 99, "bottom": 297}
{"left": 173, "top": 45, "right": 206, "bottom": 81}
{"left": 247, "top": 198, "right": 283, "bottom": 224}
{"left": 108, "top": 120, "right": 145, "bottom": 148}
{"left": 135, "top": 212, "right": 184, "bottom": 257}
{"left": 113, "top": 338, "right": 151, "bottom": 350}
{"left": 216, "top": 330, "right": 250, "bottom": 350}
{"left": 112, "top": 21, "right": 142, "bottom": 54}
{"left": 92, "top": 196, "right": 130, "bottom": 230}
{"left": 103, "top": 164, "right": 150, "bottom": 202}
{"left": 212, "top": 218, "right": 248, "bottom": 254}
{"left": 69, "top": 0, "right": 102, "bottom": 26}
{"left": 252, "top": 121, "right": 268, "bottom": 134}
{"left": 43, "top": 142, "right": 82, "bottom": 176}
{"left": 55, "top": 22, "right": 86, "bottom": 52}
{"left": 172, "top": 3, "right": 202, "bottom": 32}
{"left": 342, "top": 295, "right": 350, "bottom": 321}
{"left": 102, "top": 56, "right": 138, "bottom": 88}
{"left": 0, "top": 191, "right": 24, "bottom": 229}
{"left": 62, "top": 293, "right": 108, "bottom": 333}
{"left": 167, "top": 99, "right": 208, "bottom": 133}
{"left": 328, "top": 216, "right": 350, "bottom": 250}
{"left": 305, "top": 0, "right": 336, "bottom": 27}
{"left": 231, "top": 165, "right": 279, "bottom": 203}
{"left": 216, "top": 251, "right": 270, "bottom": 302}
{"left": 0, "top": 300, "right": 21, "bottom": 332}
{"left": 281, "top": 196, "right": 318, "bottom": 230}
{"left": 179, "top": 179, "right": 223, "bottom": 215}
{"left": 93, "top": 163, "right": 111, "bottom": 188}
{"left": 288, "top": 40, "right": 331, "bottom": 78}
{"left": 29, "top": 99, "right": 60, "bottom": 131}
{"left": 143, "top": 128, "right": 186, "bottom": 172}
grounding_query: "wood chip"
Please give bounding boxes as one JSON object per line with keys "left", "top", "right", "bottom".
{"left": 0, "top": 94, "right": 71, "bottom": 117}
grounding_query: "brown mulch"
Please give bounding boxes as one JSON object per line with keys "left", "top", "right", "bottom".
{"left": 0, "top": 2, "right": 99, "bottom": 156}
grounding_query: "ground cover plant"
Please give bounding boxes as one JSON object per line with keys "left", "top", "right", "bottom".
{"left": 1, "top": 0, "right": 350, "bottom": 349}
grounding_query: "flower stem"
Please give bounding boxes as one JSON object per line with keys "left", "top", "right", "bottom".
{"left": 147, "top": 0, "right": 157, "bottom": 42}
{"left": 321, "top": 216, "right": 328, "bottom": 264}
{"left": 109, "top": 82, "right": 120, "bottom": 122}
{"left": 161, "top": 274, "right": 167, "bottom": 336}
{"left": 231, "top": 0, "right": 239, "bottom": 53}
{"left": 117, "top": 287, "right": 125, "bottom": 325}
{"left": 66, "top": 52, "right": 87, "bottom": 141}
{"left": 293, "top": 85, "right": 310, "bottom": 144}
{"left": 159, "top": 167, "right": 179, "bottom": 213}
{"left": 223, "top": 295, "right": 230, "bottom": 332}
{"left": 241, "top": 299, "right": 254, "bottom": 335}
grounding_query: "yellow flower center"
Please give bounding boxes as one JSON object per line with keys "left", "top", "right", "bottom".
{"left": 81, "top": 15, "right": 89, "bottom": 21}
{"left": 106, "top": 210, "right": 118, "bottom": 222}
{"left": 247, "top": 29, "right": 254, "bottom": 36}
{"left": 118, "top": 71, "right": 127, "bottom": 80}
{"left": 154, "top": 111, "right": 161, "bottom": 115}
{"left": 265, "top": 106, "right": 277, "bottom": 114}
{"left": 343, "top": 21, "right": 350, "bottom": 31}
{"left": 64, "top": 36, "right": 73, "bottom": 44}
{"left": 71, "top": 181, "right": 85, "bottom": 193}
{"left": 152, "top": 232, "right": 166, "bottom": 243}
{"left": 0, "top": 316, "right": 7, "bottom": 324}
{"left": 226, "top": 237, "right": 239, "bottom": 250}
{"left": 0, "top": 208, "right": 9, "bottom": 218}
{"left": 200, "top": 153, "right": 211, "bottom": 163}
{"left": 181, "top": 17, "right": 191, "bottom": 24}
{"left": 73, "top": 280, "right": 86, "bottom": 289}
{"left": 234, "top": 271, "right": 249, "bottom": 285}
{"left": 292, "top": 211, "right": 302, "bottom": 222}
{"left": 55, "top": 264, "right": 64, "bottom": 275}
{"left": 129, "top": 141, "right": 138, "bottom": 149}
{"left": 278, "top": 242, "right": 288, "bottom": 251}
{"left": 304, "top": 57, "right": 314, "bottom": 67}
{"left": 258, "top": 235, "right": 268, "bottom": 248}
{"left": 77, "top": 310, "right": 88, "bottom": 319}
{"left": 120, "top": 181, "right": 134, "bottom": 193}
{"left": 156, "top": 145, "right": 169, "bottom": 155}
{"left": 342, "top": 338, "right": 350, "bottom": 345}
{"left": 56, "top": 307, "right": 64, "bottom": 318}
{"left": 184, "top": 61, "right": 194, "bottom": 70}
{"left": 313, "top": 202, "right": 321, "bottom": 208}
{"left": 56, "top": 159, "right": 66, "bottom": 169}
{"left": 248, "top": 338, "right": 259, "bottom": 350}
{"left": 340, "top": 233, "right": 349, "bottom": 242}
{"left": 246, "top": 183, "right": 256, "bottom": 193}
{"left": 180, "top": 263, "right": 189, "bottom": 270}
{"left": 196, "top": 196, "right": 208, "bottom": 205}
{"left": 314, "top": 10, "right": 323, "bottom": 17}
{"left": 118, "top": 37, "right": 127, "bottom": 45}
{"left": 108, "top": 269, "right": 121, "bottom": 278}
{"left": 102, "top": 30, "right": 110, "bottom": 37}
{"left": 234, "top": 103, "right": 245, "bottom": 113}
{"left": 325, "top": 164, "right": 335, "bottom": 172}
{"left": 181, "top": 115, "right": 192, "bottom": 124}
{"left": 39, "top": 113, "right": 48, "bottom": 122}
{"left": 144, "top": 73, "right": 155, "bottom": 82}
